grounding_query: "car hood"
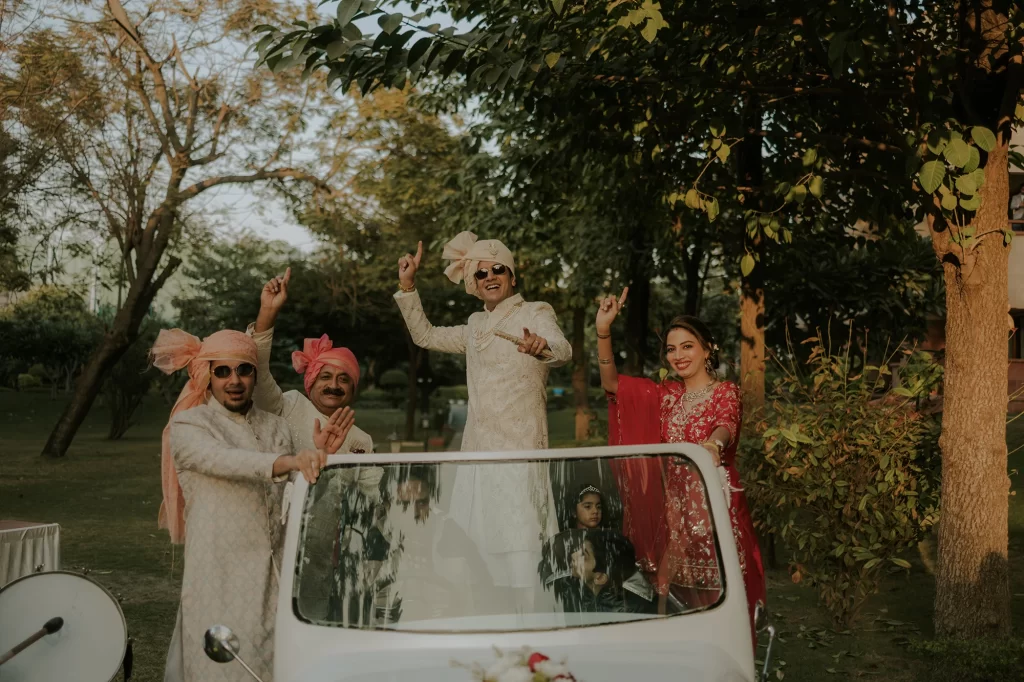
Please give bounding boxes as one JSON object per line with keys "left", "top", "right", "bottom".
{"left": 287, "top": 641, "right": 750, "bottom": 682}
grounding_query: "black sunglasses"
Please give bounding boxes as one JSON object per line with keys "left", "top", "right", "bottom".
{"left": 474, "top": 263, "right": 508, "bottom": 280}
{"left": 212, "top": 363, "right": 255, "bottom": 379}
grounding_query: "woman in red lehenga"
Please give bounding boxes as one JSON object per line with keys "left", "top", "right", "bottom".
{"left": 595, "top": 288, "right": 766, "bottom": 632}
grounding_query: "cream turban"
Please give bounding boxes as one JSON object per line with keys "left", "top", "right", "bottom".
{"left": 442, "top": 231, "right": 516, "bottom": 297}
{"left": 150, "top": 328, "right": 259, "bottom": 545}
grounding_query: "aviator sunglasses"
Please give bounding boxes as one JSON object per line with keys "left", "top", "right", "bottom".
{"left": 212, "top": 363, "right": 255, "bottom": 379}
{"left": 474, "top": 263, "right": 508, "bottom": 280}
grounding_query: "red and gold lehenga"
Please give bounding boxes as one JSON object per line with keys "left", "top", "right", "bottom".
{"left": 608, "top": 375, "right": 766, "bottom": 628}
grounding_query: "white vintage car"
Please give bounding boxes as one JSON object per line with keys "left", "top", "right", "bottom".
{"left": 205, "top": 443, "right": 775, "bottom": 681}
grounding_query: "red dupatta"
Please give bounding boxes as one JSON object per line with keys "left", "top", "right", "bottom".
{"left": 607, "top": 374, "right": 669, "bottom": 573}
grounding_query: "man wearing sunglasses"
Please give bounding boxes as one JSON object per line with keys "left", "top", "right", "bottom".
{"left": 151, "top": 327, "right": 354, "bottom": 682}
{"left": 393, "top": 231, "right": 570, "bottom": 600}
{"left": 248, "top": 267, "right": 374, "bottom": 455}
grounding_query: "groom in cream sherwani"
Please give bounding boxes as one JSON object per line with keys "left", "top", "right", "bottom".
{"left": 394, "top": 232, "right": 571, "bottom": 601}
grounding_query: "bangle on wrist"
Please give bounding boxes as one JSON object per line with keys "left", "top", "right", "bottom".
{"left": 398, "top": 281, "right": 416, "bottom": 293}
{"left": 599, "top": 358, "right": 613, "bottom": 365}
{"left": 597, "top": 331, "right": 611, "bottom": 339}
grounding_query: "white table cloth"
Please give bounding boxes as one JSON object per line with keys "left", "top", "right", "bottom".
{"left": 0, "top": 520, "right": 61, "bottom": 587}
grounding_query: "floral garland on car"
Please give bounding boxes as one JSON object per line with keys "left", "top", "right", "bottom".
{"left": 455, "top": 647, "right": 577, "bottom": 682}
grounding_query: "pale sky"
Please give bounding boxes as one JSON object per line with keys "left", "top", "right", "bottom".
{"left": 201, "top": 0, "right": 472, "bottom": 251}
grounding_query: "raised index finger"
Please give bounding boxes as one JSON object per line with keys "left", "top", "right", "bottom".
{"left": 282, "top": 267, "right": 292, "bottom": 285}
{"left": 413, "top": 240, "right": 423, "bottom": 266}
{"left": 618, "top": 286, "right": 630, "bottom": 307}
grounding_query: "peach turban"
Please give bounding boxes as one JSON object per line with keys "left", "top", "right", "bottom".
{"left": 150, "top": 328, "right": 258, "bottom": 545}
{"left": 442, "top": 231, "right": 516, "bottom": 298}
{"left": 291, "top": 334, "right": 360, "bottom": 395}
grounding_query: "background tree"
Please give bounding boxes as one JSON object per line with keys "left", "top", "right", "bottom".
{"left": 3, "top": 0, "right": 360, "bottom": 457}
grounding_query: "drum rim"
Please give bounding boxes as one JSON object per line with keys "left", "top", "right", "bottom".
{"left": 0, "top": 570, "right": 128, "bottom": 682}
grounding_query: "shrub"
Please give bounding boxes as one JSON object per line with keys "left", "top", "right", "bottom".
{"left": 910, "top": 638, "right": 1024, "bottom": 682}
{"left": 17, "top": 373, "right": 41, "bottom": 390}
{"left": 742, "top": 340, "right": 942, "bottom": 627}
{"left": 378, "top": 369, "right": 408, "bottom": 408}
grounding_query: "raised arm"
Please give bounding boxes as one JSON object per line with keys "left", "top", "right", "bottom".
{"left": 393, "top": 241, "right": 467, "bottom": 354}
{"left": 596, "top": 287, "right": 629, "bottom": 394}
{"left": 249, "top": 269, "right": 290, "bottom": 415}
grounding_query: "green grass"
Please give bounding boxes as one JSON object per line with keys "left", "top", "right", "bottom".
{"left": 1, "top": 390, "right": 1023, "bottom": 681}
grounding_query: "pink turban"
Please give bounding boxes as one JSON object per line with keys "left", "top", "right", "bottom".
{"left": 291, "top": 334, "right": 360, "bottom": 395}
{"left": 442, "top": 231, "right": 516, "bottom": 298}
{"left": 150, "top": 328, "right": 258, "bottom": 545}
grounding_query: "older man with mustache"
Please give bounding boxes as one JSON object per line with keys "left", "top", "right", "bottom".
{"left": 248, "top": 268, "right": 374, "bottom": 455}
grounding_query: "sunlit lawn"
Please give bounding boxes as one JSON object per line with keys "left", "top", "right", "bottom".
{"left": 1, "top": 389, "right": 1022, "bottom": 681}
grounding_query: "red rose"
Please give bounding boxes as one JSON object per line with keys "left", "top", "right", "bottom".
{"left": 527, "top": 652, "right": 549, "bottom": 672}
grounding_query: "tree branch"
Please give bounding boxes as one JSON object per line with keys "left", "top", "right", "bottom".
{"left": 177, "top": 168, "right": 331, "bottom": 202}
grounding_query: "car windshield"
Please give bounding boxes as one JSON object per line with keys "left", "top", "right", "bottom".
{"left": 292, "top": 454, "right": 725, "bottom": 632}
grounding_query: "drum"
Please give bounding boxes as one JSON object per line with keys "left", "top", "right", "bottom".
{"left": 0, "top": 571, "right": 127, "bottom": 682}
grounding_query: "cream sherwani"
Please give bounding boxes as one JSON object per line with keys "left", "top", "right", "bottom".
{"left": 164, "top": 398, "right": 290, "bottom": 682}
{"left": 394, "top": 290, "right": 571, "bottom": 587}
{"left": 249, "top": 326, "right": 374, "bottom": 455}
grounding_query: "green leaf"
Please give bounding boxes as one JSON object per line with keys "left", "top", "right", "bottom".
{"left": 959, "top": 195, "right": 981, "bottom": 211}
{"left": 955, "top": 173, "right": 978, "bottom": 195}
{"left": 378, "top": 12, "right": 403, "bottom": 34}
{"left": 707, "top": 197, "right": 720, "bottom": 222}
{"left": 551, "top": 0, "right": 566, "bottom": 16}
{"left": 802, "top": 148, "right": 818, "bottom": 167}
{"left": 926, "top": 130, "right": 947, "bottom": 155}
{"left": 325, "top": 40, "right": 350, "bottom": 60}
{"left": 971, "top": 126, "right": 997, "bottom": 152}
{"left": 508, "top": 57, "right": 525, "bottom": 79}
{"left": 407, "top": 37, "right": 433, "bottom": 65}
{"left": 891, "top": 558, "right": 912, "bottom": 569}
{"left": 942, "top": 138, "right": 971, "bottom": 168}
{"left": 710, "top": 118, "right": 726, "bottom": 137}
{"left": 1005, "top": 229, "right": 1015, "bottom": 246}
{"left": 716, "top": 143, "right": 730, "bottom": 163}
{"left": 684, "top": 189, "right": 700, "bottom": 209}
{"left": 809, "top": 175, "right": 824, "bottom": 198}
{"left": 917, "top": 160, "right": 945, "bottom": 194}
{"left": 544, "top": 51, "right": 561, "bottom": 69}
{"left": 741, "top": 253, "right": 756, "bottom": 277}
{"left": 963, "top": 145, "right": 981, "bottom": 173}
{"left": 337, "top": 0, "right": 361, "bottom": 26}
{"left": 940, "top": 192, "right": 958, "bottom": 211}
{"left": 793, "top": 184, "right": 808, "bottom": 204}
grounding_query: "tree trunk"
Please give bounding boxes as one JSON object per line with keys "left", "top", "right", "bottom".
{"left": 622, "top": 220, "right": 653, "bottom": 375}
{"left": 740, "top": 275, "right": 766, "bottom": 408}
{"left": 42, "top": 331, "right": 133, "bottom": 456}
{"left": 41, "top": 218, "right": 180, "bottom": 457}
{"left": 571, "top": 307, "right": 590, "bottom": 441}
{"left": 933, "top": 142, "right": 1011, "bottom": 638}
{"left": 738, "top": 97, "right": 766, "bottom": 410}
{"left": 404, "top": 334, "right": 423, "bottom": 441}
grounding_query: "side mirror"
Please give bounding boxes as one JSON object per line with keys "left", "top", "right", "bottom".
{"left": 203, "top": 625, "right": 238, "bottom": 663}
{"left": 203, "top": 625, "right": 265, "bottom": 682}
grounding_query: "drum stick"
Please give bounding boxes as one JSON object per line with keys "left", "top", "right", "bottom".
{"left": 493, "top": 330, "right": 555, "bottom": 360}
{"left": 0, "top": 617, "right": 63, "bottom": 666}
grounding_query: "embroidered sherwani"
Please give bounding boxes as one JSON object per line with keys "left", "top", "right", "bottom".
{"left": 164, "top": 398, "right": 291, "bottom": 682}
{"left": 393, "top": 290, "right": 571, "bottom": 586}
{"left": 249, "top": 326, "right": 374, "bottom": 455}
